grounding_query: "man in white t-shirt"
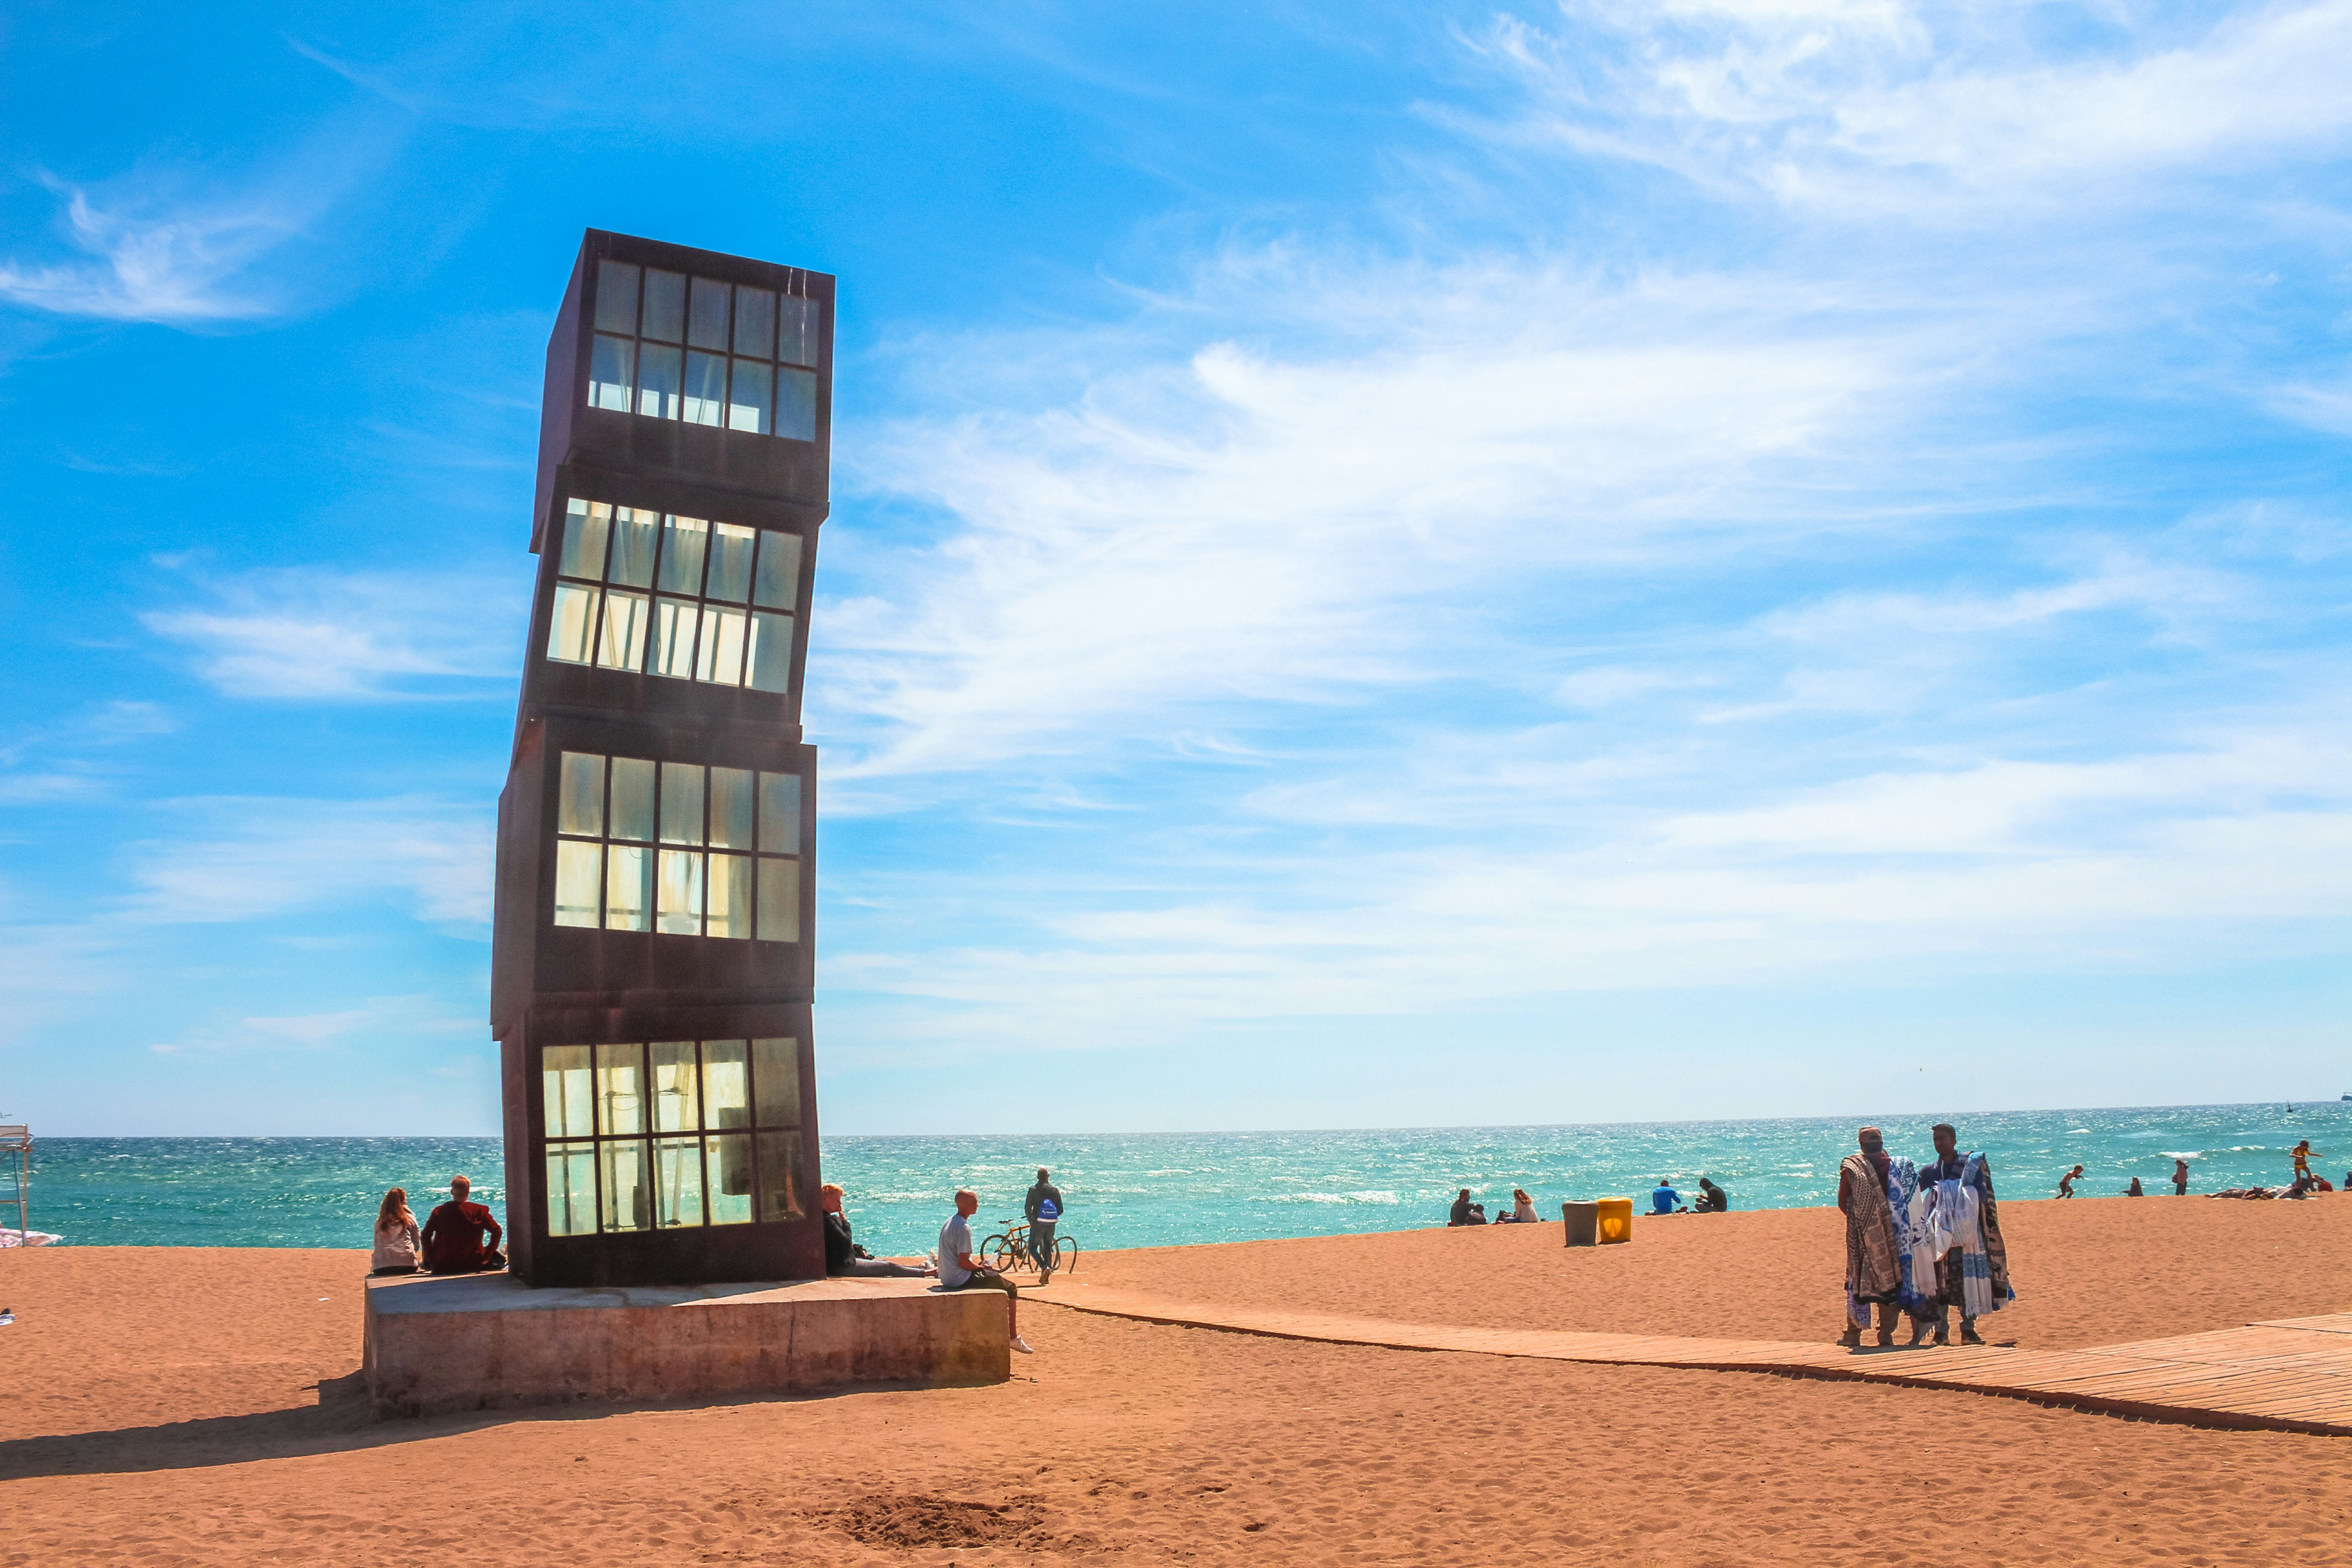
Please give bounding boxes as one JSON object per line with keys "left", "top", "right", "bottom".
{"left": 939, "top": 1189, "right": 1032, "bottom": 1354}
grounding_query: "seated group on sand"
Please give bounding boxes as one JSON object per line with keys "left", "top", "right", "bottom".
{"left": 370, "top": 1176, "right": 505, "bottom": 1277}
{"left": 1447, "top": 1176, "right": 1731, "bottom": 1226}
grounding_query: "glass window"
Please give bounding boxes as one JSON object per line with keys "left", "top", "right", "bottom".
{"left": 759, "top": 772, "right": 801, "bottom": 853}
{"left": 608, "top": 507, "right": 660, "bottom": 588}
{"left": 600, "top": 1139, "right": 652, "bottom": 1232}
{"left": 594, "top": 260, "right": 641, "bottom": 335}
{"left": 689, "top": 276, "right": 731, "bottom": 350}
{"left": 595, "top": 589, "right": 649, "bottom": 671}
{"left": 734, "top": 286, "right": 775, "bottom": 358}
{"left": 752, "top": 530, "right": 801, "bottom": 611}
{"left": 635, "top": 343, "right": 681, "bottom": 420}
{"left": 752, "top": 1037, "right": 799, "bottom": 1127}
{"left": 746, "top": 610, "right": 793, "bottom": 694}
{"left": 641, "top": 269, "right": 686, "bottom": 342}
{"left": 708, "top": 768, "right": 755, "bottom": 849}
{"left": 609, "top": 758, "right": 656, "bottom": 840}
{"left": 657, "top": 515, "right": 710, "bottom": 594}
{"left": 543, "top": 1044, "right": 594, "bottom": 1138}
{"left": 649, "top": 1041, "right": 700, "bottom": 1132}
{"left": 778, "top": 296, "right": 817, "bottom": 367}
{"left": 755, "top": 1131, "right": 804, "bottom": 1222}
{"left": 756, "top": 856, "right": 799, "bottom": 942}
{"left": 696, "top": 605, "right": 747, "bottom": 686}
{"left": 683, "top": 351, "right": 726, "bottom": 426}
{"left": 657, "top": 848, "right": 703, "bottom": 935}
{"left": 707, "top": 523, "right": 756, "bottom": 603}
{"left": 549, "top": 755, "right": 793, "bottom": 944}
{"left": 588, "top": 334, "right": 633, "bottom": 411}
{"left": 707, "top": 852, "right": 752, "bottom": 939}
{"left": 777, "top": 366, "right": 818, "bottom": 441}
{"left": 559, "top": 753, "right": 605, "bottom": 836}
{"left": 702, "top": 1040, "right": 750, "bottom": 1128}
{"left": 547, "top": 1142, "right": 597, "bottom": 1236}
{"left": 726, "top": 360, "right": 772, "bottom": 435}
{"left": 558, "top": 500, "right": 610, "bottom": 580}
{"left": 659, "top": 762, "right": 704, "bottom": 845}
{"left": 554, "top": 839, "right": 603, "bottom": 927}
{"left": 595, "top": 1042, "right": 646, "bottom": 1135}
{"left": 652, "top": 598, "right": 697, "bottom": 679}
{"left": 654, "top": 1137, "right": 705, "bottom": 1228}
{"left": 548, "top": 583, "right": 596, "bottom": 664}
{"left": 605, "top": 843, "right": 651, "bottom": 931}
{"left": 706, "top": 1134, "right": 753, "bottom": 1224}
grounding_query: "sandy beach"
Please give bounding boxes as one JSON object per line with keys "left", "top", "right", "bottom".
{"left": 0, "top": 1196, "right": 2345, "bottom": 1566}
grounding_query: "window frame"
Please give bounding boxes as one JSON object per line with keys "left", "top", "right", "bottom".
{"left": 586, "top": 259, "right": 822, "bottom": 442}
{"left": 551, "top": 750, "right": 804, "bottom": 944}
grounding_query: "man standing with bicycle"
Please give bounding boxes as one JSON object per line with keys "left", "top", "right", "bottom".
{"left": 1025, "top": 1167, "right": 1065, "bottom": 1284}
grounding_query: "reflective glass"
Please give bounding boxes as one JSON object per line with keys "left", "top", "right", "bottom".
{"left": 706, "top": 523, "right": 756, "bottom": 603}
{"left": 755, "top": 1131, "right": 804, "bottom": 1222}
{"left": 554, "top": 841, "right": 602, "bottom": 927}
{"left": 696, "top": 605, "right": 747, "bottom": 686}
{"left": 608, "top": 507, "right": 660, "bottom": 588}
{"left": 588, "top": 334, "right": 634, "bottom": 411}
{"left": 652, "top": 597, "right": 697, "bottom": 679}
{"left": 595, "top": 589, "right": 648, "bottom": 671}
{"left": 705, "top": 1135, "right": 753, "bottom": 1224}
{"left": 777, "top": 366, "right": 818, "bottom": 441}
{"left": 659, "top": 762, "right": 704, "bottom": 845}
{"left": 726, "top": 359, "right": 772, "bottom": 435}
{"left": 683, "top": 351, "right": 726, "bottom": 426}
{"left": 657, "top": 848, "right": 704, "bottom": 935}
{"left": 752, "top": 1037, "right": 800, "bottom": 1127}
{"left": 605, "top": 844, "right": 651, "bottom": 931}
{"left": 654, "top": 1137, "right": 706, "bottom": 1228}
{"left": 706, "top": 853, "right": 752, "bottom": 940}
{"left": 558, "top": 752, "right": 604, "bottom": 837}
{"left": 641, "top": 268, "right": 686, "bottom": 342}
{"left": 594, "top": 1042, "right": 646, "bottom": 1135}
{"left": 778, "top": 296, "right": 817, "bottom": 366}
{"left": 635, "top": 343, "right": 681, "bottom": 420}
{"left": 609, "top": 758, "right": 656, "bottom": 840}
{"left": 751, "top": 530, "right": 801, "bottom": 610}
{"left": 657, "top": 514, "right": 710, "bottom": 593}
{"left": 547, "top": 583, "right": 596, "bottom": 664}
{"left": 546, "top": 1142, "right": 597, "bottom": 1236}
{"left": 599, "top": 1139, "right": 652, "bottom": 1232}
{"left": 649, "top": 1041, "right": 700, "bottom": 1132}
{"left": 594, "top": 260, "right": 641, "bottom": 334}
{"left": 557, "top": 499, "right": 609, "bottom": 580}
{"left": 701, "top": 1040, "right": 750, "bottom": 1129}
{"left": 542, "top": 1044, "right": 595, "bottom": 1138}
{"left": 734, "top": 286, "right": 775, "bottom": 357}
{"left": 759, "top": 772, "right": 802, "bottom": 853}
{"left": 689, "top": 275, "right": 731, "bottom": 349}
{"left": 746, "top": 611, "right": 793, "bottom": 694}
{"left": 708, "top": 767, "right": 755, "bottom": 850}
{"left": 757, "top": 855, "right": 800, "bottom": 942}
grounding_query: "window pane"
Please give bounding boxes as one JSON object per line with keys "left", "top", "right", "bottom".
{"left": 599, "top": 1139, "right": 652, "bottom": 1232}
{"left": 654, "top": 1137, "right": 706, "bottom": 1228}
{"left": 649, "top": 1040, "right": 701, "bottom": 1132}
{"left": 776, "top": 366, "right": 818, "bottom": 441}
{"left": 726, "top": 359, "right": 772, "bottom": 435}
{"left": 689, "top": 275, "right": 731, "bottom": 349}
{"left": 758, "top": 772, "right": 802, "bottom": 853}
{"left": 608, "top": 507, "right": 660, "bottom": 588}
{"left": 659, "top": 761, "right": 704, "bottom": 845}
{"left": 595, "top": 589, "right": 649, "bottom": 671}
{"left": 604, "top": 843, "right": 651, "bottom": 931}
{"left": 558, "top": 752, "right": 604, "bottom": 836}
{"left": 752, "top": 1037, "right": 800, "bottom": 1127}
{"left": 734, "top": 286, "right": 775, "bottom": 358}
{"left": 652, "top": 597, "right": 698, "bottom": 679}
{"left": 755, "top": 1130, "right": 804, "bottom": 1222}
{"left": 641, "top": 268, "right": 686, "bottom": 342}
{"left": 705, "top": 1134, "right": 753, "bottom": 1224}
{"left": 557, "top": 499, "right": 609, "bottom": 580}
{"left": 756, "top": 855, "right": 800, "bottom": 942}
{"left": 746, "top": 610, "right": 793, "bottom": 694}
{"left": 706, "top": 853, "right": 752, "bottom": 939}
{"left": 609, "top": 758, "right": 656, "bottom": 840}
{"left": 595, "top": 1042, "right": 646, "bottom": 1135}
{"left": 696, "top": 605, "right": 747, "bottom": 686}
{"left": 542, "top": 1044, "right": 594, "bottom": 1139}
{"left": 702, "top": 1040, "right": 750, "bottom": 1128}
{"left": 683, "top": 351, "right": 726, "bottom": 426}
{"left": 593, "top": 260, "right": 641, "bottom": 334}
{"left": 708, "top": 767, "right": 755, "bottom": 849}
{"left": 751, "top": 530, "right": 801, "bottom": 610}
{"left": 588, "top": 334, "right": 634, "bottom": 411}
{"left": 657, "top": 514, "right": 710, "bottom": 593}
{"left": 547, "top": 583, "right": 597, "bottom": 664}
{"left": 635, "top": 342, "right": 681, "bottom": 420}
{"left": 657, "top": 848, "right": 704, "bottom": 936}
{"left": 554, "top": 839, "right": 603, "bottom": 928}
{"left": 706, "top": 523, "right": 756, "bottom": 603}
{"left": 778, "top": 296, "right": 817, "bottom": 366}
{"left": 546, "top": 1142, "right": 597, "bottom": 1236}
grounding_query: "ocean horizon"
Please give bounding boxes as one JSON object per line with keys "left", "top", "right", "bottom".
{"left": 12, "top": 1098, "right": 2343, "bottom": 1258}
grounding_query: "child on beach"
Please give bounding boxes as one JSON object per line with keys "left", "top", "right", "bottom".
{"left": 371, "top": 1189, "right": 421, "bottom": 1276}
{"left": 2056, "top": 1165, "right": 2083, "bottom": 1198}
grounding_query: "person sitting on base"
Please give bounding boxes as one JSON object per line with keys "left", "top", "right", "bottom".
{"left": 371, "top": 1187, "right": 421, "bottom": 1276}
{"left": 939, "top": 1189, "right": 1032, "bottom": 1354}
{"left": 1694, "top": 1176, "right": 1730, "bottom": 1213}
{"left": 421, "top": 1175, "right": 505, "bottom": 1274}
{"left": 1651, "top": 1179, "right": 1685, "bottom": 1215}
{"left": 822, "top": 1184, "right": 933, "bottom": 1278}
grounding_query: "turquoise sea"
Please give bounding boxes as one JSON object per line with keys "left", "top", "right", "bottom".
{"left": 11, "top": 1101, "right": 2346, "bottom": 1259}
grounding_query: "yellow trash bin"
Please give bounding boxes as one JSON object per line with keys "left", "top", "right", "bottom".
{"left": 1595, "top": 1196, "right": 1634, "bottom": 1245}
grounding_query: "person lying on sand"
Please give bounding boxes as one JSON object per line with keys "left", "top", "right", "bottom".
{"left": 822, "top": 1185, "right": 934, "bottom": 1278}
{"left": 421, "top": 1175, "right": 505, "bottom": 1274}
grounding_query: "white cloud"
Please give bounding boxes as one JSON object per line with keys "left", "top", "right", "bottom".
{"left": 121, "top": 797, "right": 494, "bottom": 928}
{"left": 143, "top": 566, "right": 524, "bottom": 699}
{"left": 0, "top": 184, "right": 302, "bottom": 323}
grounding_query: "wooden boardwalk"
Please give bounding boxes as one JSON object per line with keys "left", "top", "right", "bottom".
{"left": 1029, "top": 1282, "right": 2352, "bottom": 1436}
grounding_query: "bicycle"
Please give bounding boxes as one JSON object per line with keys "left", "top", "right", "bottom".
{"left": 978, "top": 1219, "right": 1079, "bottom": 1276}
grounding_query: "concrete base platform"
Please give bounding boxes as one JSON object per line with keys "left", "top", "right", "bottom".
{"left": 363, "top": 1272, "right": 1009, "bottom": 1419}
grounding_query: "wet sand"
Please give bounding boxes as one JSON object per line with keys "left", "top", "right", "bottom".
{"left": 0, "top": 1195, "right": 2344, "bottom": 1566}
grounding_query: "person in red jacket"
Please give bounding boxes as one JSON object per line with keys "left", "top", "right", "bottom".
{"left": 421, "top": 1175, "right": 505, "bottom": 1274}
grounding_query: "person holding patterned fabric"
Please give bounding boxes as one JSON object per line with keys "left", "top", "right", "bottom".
{"left": 1913, "top": 1123, "right": 2014, "bottom": 1347}
{"left": 1836, "top": 1127, "right": 1924, "bottom": 1347}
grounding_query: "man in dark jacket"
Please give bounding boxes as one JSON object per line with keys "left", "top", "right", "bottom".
{"left": 421, "top": 1175, "right": 505, "bottom": 1274}
{"left": 1024, "top": 1168, "right": 1066, "bottom": 1284}
{"left": 821, "top": 1184, "right": 932, "bottom": 1278}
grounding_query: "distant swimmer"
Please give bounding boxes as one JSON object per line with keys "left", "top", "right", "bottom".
{"left": 2171, "top": 1159, "right": 2190, "bottom": 1196}
{"left": 2056, "top": 1165, "right": 2084, "bottom": 1199}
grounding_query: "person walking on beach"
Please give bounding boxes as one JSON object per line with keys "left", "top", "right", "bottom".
{"left": 2172, "top": 1158, "right": 2191, "bottom": 1196}
{"left": 940, "top": 1189, "right": 1032, "bottom": 1354}
{"left": 1837, "top": 1127, "right": 1921, "bottom": 1348}
{"left": 371, "top": 1188, "right": 421, "bottom": 1276}
{"left": 1915, "top": 1124, "right": 2013, "bottom": 1346}
{"left": 1024, "top": 1168, "right": 1064, "bottom": 1283}
{"left": 421, "top": 1175, "right": 504, "bottom": 1274}
{"left": 2056, "top": 1165, "right": 2084, "bottom": 1199}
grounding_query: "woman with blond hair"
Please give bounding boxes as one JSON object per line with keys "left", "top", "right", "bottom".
{"left": 371, "top": 1188, "right": 422, "bottom": 1275}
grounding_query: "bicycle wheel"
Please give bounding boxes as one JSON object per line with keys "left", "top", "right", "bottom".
{"left": 980, "top": 1234, "right": 1016, "bottom": 1272}
{"left": 1049, "top": 1235, "right": 1078, "bottom": 1274}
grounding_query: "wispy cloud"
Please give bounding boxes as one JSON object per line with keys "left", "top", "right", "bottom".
{"left": 120, "top": 796, "right": 494, "bottom": 929}
{"left": 0, "top": 182, "right": 304, "bottom": 323}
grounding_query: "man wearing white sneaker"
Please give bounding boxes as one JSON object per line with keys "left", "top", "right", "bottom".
{"left": 939, "top": 1188, "right": 1033, "bottom": 1355}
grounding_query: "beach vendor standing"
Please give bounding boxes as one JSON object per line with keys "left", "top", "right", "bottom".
{"left": 1836, "top": 1127, "right": 1924, "bottom": 1348}
{"left": 1914, "top": 1123, "right": 2014, "bottom": 1346}
{"left": 1024, "top": 1167, "right": 1065, "bottom": 1284}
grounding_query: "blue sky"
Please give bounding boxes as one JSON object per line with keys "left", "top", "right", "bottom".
{"left": 2, "top": 1, "right": 2346, "bottom": 1136}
